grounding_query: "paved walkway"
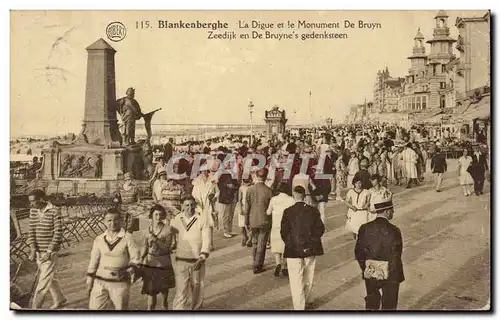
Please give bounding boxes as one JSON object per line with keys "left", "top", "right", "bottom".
{"left": 12, "top": 161, "right": 491, "bottom": 310}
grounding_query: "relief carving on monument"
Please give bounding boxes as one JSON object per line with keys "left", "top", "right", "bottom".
{"left": 58, "top": 152, "right": 103, "bottom": 178}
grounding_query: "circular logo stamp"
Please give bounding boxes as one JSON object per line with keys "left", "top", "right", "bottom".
{"left": 106, "top": 21, "right": 127, "bottom": 42}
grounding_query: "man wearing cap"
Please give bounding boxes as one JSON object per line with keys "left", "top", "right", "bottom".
{"left": 281, "top": 186, "right": 325, "bottom": 310}
{"left": 355, "top": 198, "right": 404, "bottom": 310}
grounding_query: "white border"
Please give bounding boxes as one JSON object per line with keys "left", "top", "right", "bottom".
{"left": 2, "top": 1, "right": 498, "bottom": 319}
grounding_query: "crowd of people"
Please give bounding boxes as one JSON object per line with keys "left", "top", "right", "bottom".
{"left": 22, "top": 123, "right": 490, "bottom": 311}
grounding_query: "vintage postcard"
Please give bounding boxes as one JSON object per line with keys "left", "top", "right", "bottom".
{"left": 9, "top": 10, "right": 491, "bottom": 311}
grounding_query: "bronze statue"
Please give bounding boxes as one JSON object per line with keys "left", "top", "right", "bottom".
{"left": 117, "top": 87, "right": 143, "bottom": 146}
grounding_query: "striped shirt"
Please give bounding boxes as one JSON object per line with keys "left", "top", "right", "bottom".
{"left": 27, "top": 202, "right": 63, "bottom": 253}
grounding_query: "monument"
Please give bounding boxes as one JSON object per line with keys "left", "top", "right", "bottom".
{"left": 264, "top": 105, "right": 287, "bottom": 140}
{"left": 39, "top": 38, "right": 159, "bottom": 196}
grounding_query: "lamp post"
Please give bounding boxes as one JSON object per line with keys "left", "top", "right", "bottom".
{"left": 248, "top": 100, "right": 254, "bottom": 147}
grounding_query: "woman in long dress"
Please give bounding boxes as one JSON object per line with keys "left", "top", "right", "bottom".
{"left": 266, "top": 183, "right": 295, "bottom": 277}
{"left": 344, "top": 176, "right": 370, "bottom": 239}
{"left": 458, "top": 148, "right": 474, "bottom": 196}
{"left": 191, "top": 169, "right": 217, "bottom": 249}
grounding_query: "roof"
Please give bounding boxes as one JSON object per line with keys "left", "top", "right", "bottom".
{"left": 426, "top": 36, "right": 456, "bottom": 43}
{"left": 414, "top": 28, "right": 424, "bottom": 40}
{"left": 86, "top": 38, "right": 116, "bottom": 52}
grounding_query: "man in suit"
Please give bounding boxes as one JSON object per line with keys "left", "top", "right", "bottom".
{"left": 472, "top": 146, "right": 489, "bottom": 194}
{"left": 281, "top": 186, "right": 325, "bottom": 310}
{"left": 216, "top": 170, "right": 237, "bottom": 238}
{"left": 355, "top": 199, "right": 404, "bottom": 310}
{"left": 430, "top": 147, "right": 447, "bottom": 192}
{"left": 164, "top": 138, "right": 174, "bottom": 163}
{"left": 244, "top": 168, "right": 273, "bottom": 274}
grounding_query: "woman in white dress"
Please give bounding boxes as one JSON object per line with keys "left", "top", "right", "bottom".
{"left": 344, "top": 176, "right": 370, "bottom": 239}
{"left": 367, "top": 174, "right": 393, "bottom": 222}
{"left": 266, "top": 183, "right": 295, "bottom": 277}
{"left": 191, "top": 168, "right": 217, "bottom": 249}
{"left": 457, "top": 148, "right": 474, "bottom": 196}
{"left": 347, "top": 152, "right": 360, "bottom": 189}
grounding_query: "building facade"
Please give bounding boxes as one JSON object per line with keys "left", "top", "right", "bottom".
{"left": 426, "top": 10, "right": 456, "bottom": 109}
{"left": 401, "top": 28, "right": 430, "bottom": 112}
{"left": 455, "top": 11, "right": 490, "bottom": 94}
{"left": 373, "top": 68, "right": 404, "bottom": 113}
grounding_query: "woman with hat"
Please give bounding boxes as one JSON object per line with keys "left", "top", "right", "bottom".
{"left": 344, "top": 175, "right": 370, "bottom": 239}
{"left": 152, "top": 169, "right": 168, "bottom": 202}
{"left": 191, "top": 162, "right": 217, "bottom": 248}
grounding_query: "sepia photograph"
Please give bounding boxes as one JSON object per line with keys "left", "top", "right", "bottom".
{"left": 9, "top": 9, "right": 491, "bottom": 311}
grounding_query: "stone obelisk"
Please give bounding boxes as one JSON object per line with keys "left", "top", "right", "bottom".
{"left": 40, "top": 38, "right": 126, "bottom": 195}
{"left": 79, "top": 38, "right": 121, "bottom": 147}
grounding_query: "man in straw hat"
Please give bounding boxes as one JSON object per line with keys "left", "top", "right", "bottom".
{"left": 354, "top": 197, "right": 404, "bottom": 310}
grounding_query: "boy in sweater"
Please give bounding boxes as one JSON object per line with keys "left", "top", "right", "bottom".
{"left": 171, "top": 195, "right": 212, "bottom": 310}
{"left": 86, "top": 208, "right": 141, "bottom": 310}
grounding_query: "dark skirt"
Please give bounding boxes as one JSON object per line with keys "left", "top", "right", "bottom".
{"left": 141, "top": 265, "right": 175, "bottom": 295}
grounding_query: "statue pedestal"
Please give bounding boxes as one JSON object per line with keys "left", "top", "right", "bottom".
{"left": 40, "top": 144, "right": 126, "bottom": 196}
{"left": 39, "top": 142, "right": 154, "bottom": 196}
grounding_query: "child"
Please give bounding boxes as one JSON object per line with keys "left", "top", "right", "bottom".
{"left": 140, "top": 205, "right": 176, "bottom": 310}
{"left": 236, "top": 178, "right": 252, "bottom": 247}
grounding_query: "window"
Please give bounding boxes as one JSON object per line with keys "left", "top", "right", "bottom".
{"left": 412, "top": 97, "right": 416, "bottom": 110}
{"left": 440, "top": 95, "right": 445, "bottom": 108}
{"left": 442, "top": 65, "right": 446, "bottom": 73}
{"left": 433, "top": 65, "right": 437, "bottom": 76}
{"left": 416, "top": 96, "right": 421, "bottom": 109}
{"left": 440, "top": 82, "right": 446, "bottom": 89}
{"left": 422, "top": 96, "right": 427, "bottom": 109}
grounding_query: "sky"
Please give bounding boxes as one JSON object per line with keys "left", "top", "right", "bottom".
{"left": 10, "top": 10, "right": 488, "bottom": 137}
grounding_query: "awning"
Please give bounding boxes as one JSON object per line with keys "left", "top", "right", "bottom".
{"left": 423, "top": 112, "right": 445, "bottom": 124}
{"left": 460, "top": 96, "right": 490, "bottom": 121}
